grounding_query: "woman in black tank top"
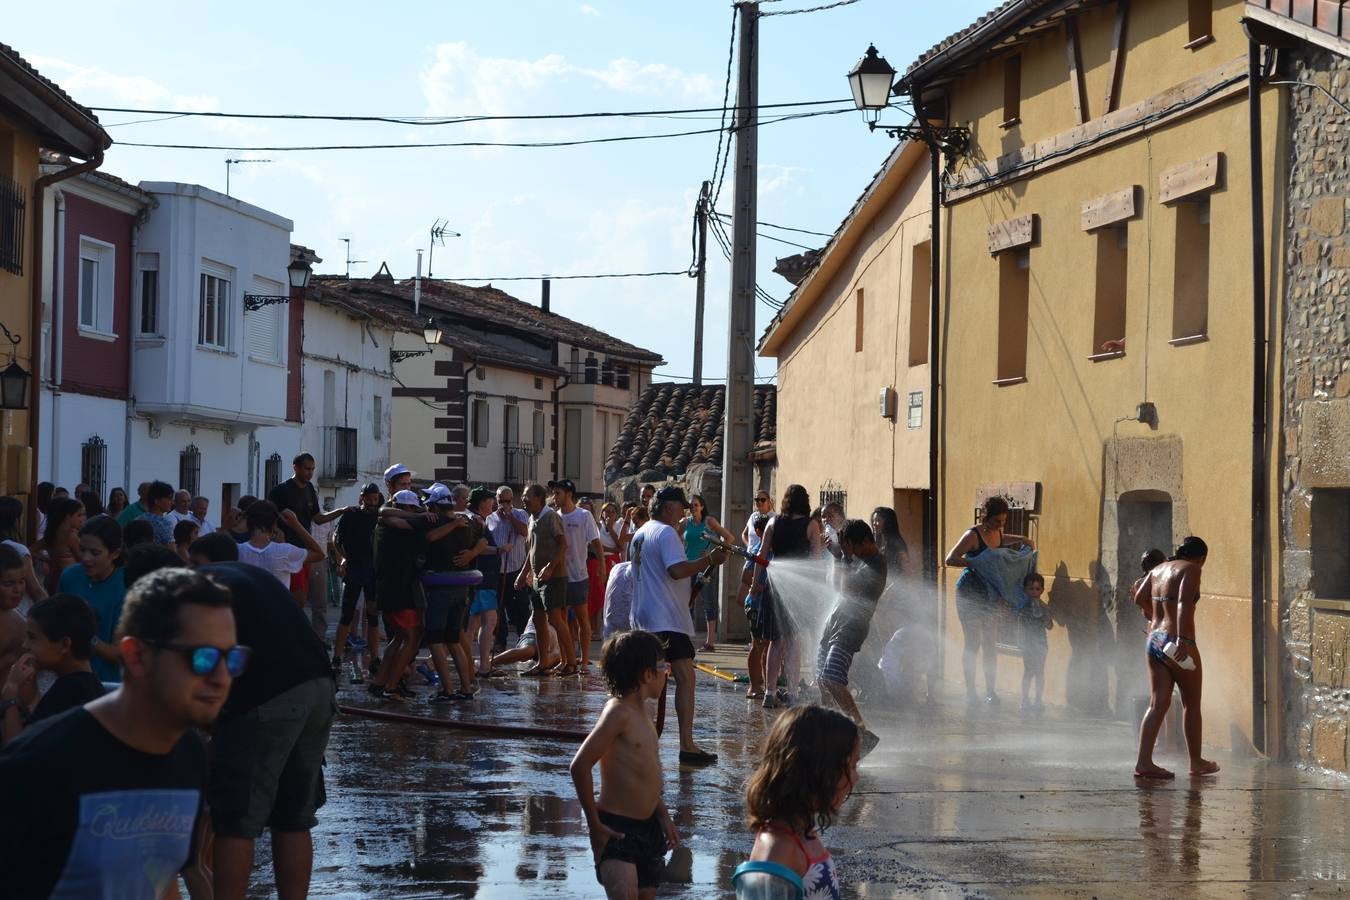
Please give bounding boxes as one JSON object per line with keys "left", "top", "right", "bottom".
{"left": 752, "top": 484, "right": 823, "bottom": 708}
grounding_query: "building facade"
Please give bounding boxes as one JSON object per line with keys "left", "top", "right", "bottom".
{"left": 908, "top": 0, "right": 1282, "bottom": 751}
{"left": 759, "top": 140, "right": 933, "bottom": 574}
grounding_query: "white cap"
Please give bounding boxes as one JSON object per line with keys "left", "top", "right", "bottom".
{"left": 423, "top": 483, "right": 453, "bottom": 506}
{"left": 383, "top": 463, "right": 413, "bottom": 482}
{"left": 392, "top": 490, "right": 422, "bottom": 506}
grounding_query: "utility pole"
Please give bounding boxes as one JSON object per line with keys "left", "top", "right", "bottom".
{"left": 692, "top": 180, "right": 712, "bottom": 386}
{"left": 719, "top": 1, "right": 758, "bottom": 641}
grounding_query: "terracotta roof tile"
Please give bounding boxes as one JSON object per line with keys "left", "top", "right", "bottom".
{"left": 0, "top": 42, "right": 110, "bottom": 153}
{"left": 605, "top": 383, "right": 776, "bottom": 480}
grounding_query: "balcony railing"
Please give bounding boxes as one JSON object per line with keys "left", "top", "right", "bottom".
{"left": 504, "top": 442, "right": 542, "bottom": 484}
{"left": 0, "top": 175, "right": 25, "bottom": 276}
{"left": 321, "top": 426, "right": 359, "bottom": 482}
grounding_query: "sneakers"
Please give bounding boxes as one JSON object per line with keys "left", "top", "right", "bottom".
{"left": 762, "top": 689, "right": 792, "bottom": 710}
{"left": 415, "top": 663, "right": 440, "bottom": 686}
{"left": 345, "top": 635, "right": 369, "bottom": 651}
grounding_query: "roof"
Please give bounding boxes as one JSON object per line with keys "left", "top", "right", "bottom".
{"left": 0, "top": 43, "right": 110, "bottom": 158}
{"left": 306, "top": 277, "right": 565, "bottom": 376}
{"left": 1244, "top": 0, "right": 1350, "bottom": 53}
{"left": 605, "top": 383, "right": 776, "bottom": 480}
{"left": 759, "top": 139, "right": 929, "bottom": 356}
{"left": 901, "top": 0, "right": 1088, "bottom": 90}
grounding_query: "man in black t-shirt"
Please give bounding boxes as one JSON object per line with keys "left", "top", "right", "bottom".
{"left": 269, "top": 452, "right": 353, "bottom": 641}
{"left": 333, "top": 483, "right": 383, "bottom": 681}
{"left": 0, "top": 568, "right": 239, "bottom": 898}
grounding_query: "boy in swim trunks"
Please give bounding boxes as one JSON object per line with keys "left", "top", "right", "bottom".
{"left": 570, "top": 631, "right": 680, "bottom": 899}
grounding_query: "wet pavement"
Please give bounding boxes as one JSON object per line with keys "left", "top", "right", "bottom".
{"left": 248, "top": 643, "right": 1350, "bottom": 898}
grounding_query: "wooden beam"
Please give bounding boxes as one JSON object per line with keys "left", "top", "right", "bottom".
{"left": 1081, "top": 186, "right": 1138, "bottom": 230}
{"left": 1065, "top": 18, "right": 1088, "bottom": 124}
{"left": 988, "top": 214, "right": 1038, "bottom": 254}
{"left": 1158, "top": 152, "right": 1223, "bottom": 203}
{"left": 1103, "top": 0, "right": 1129, "bottom": 114}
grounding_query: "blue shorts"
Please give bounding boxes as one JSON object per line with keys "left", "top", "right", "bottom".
{"left": 817, "top": 642, "right": 855, "bottom": 687}
{"left": 469, "top": 588, "right": 498, "bottom": 617}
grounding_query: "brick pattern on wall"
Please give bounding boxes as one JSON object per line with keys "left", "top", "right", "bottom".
{"left": 1279, "top": 45, "right": 1350, "bottom": 773}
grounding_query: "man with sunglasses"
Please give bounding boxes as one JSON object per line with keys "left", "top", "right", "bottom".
{"left": 0, "top": 567, "right": 243, "bottom": 898}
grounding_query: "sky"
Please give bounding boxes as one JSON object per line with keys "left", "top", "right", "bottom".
{"left": 7, "top": 0, "right": 993, "bottom": 383}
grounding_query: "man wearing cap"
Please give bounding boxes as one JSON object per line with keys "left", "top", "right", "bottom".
{"left": 368, "top": 490, "right": 444, "bottom": 702}
{"left": 487, "top": 486, "right": 530, "bottom": 649}
{"left": 550, "top": 479, "right": 605, "bottom": 669}
{"left": 333, "top": 483, "right": 383, "bottom": 681}
{"left": 630, "top": 485, "right": 728, "bottom": 764}
{"left": 269, "top": 452, "right": 355, "bottom": 642}
{"left": 419, "top": 484, "right": 481, "bottom": 701}
{"left": 383, "top": 463, "right": 414, "bottom": 500}
{"left": 516, "top": 483, "right": 577, "bottom": 676}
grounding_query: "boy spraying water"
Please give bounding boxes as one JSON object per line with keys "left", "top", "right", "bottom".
{"left": 570, "top": 631, "right": 680, "bottom": 899}
{"left": 815, "top": 520, "right": 886, "bottom": 757}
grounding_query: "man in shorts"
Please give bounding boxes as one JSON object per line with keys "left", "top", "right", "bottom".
{"left": 552, "top": 479, "right": 605, "bottom": 668}
{"left": 422, "top": 484, "right": 479, "bottom": 701}
{"left": 629, "top": 485, "right": 728, "bottom": 765}
{"left": 516, "top": 483, "right": 575, "bottom": 676}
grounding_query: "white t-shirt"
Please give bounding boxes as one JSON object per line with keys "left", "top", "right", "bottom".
{"left": 237, "top": 541, "right": 309, "bottom": 585}
{"left": 602, "top": 561, "right": 634, "bottom": 639}
{"left": 189, "top": 515, "right": 216, "bottom": 536}
{"left": 561, "top": 507, "right": 600, "bottom": 583}
{"left": 597, "top": 518, "right": 622, "bottom": 554}
{"left": 487, "top": 508, "right": 530, "bottom": 573}
{"left": 629, "top": 520, "right": 693, "bottom": 636}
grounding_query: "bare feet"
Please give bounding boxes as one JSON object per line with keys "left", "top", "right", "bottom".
{"left": 1133, "top": 764, "right": 1175, "bottom": 780}
{"left": 1189, "top": 759, "right": 1220, "bottom": 776}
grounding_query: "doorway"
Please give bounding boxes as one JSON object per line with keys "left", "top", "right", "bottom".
{"left": 1114, "top": 490, "right": 1173, "bottom": 714}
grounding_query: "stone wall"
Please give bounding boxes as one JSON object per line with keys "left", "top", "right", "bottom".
{"left": 1278, "top": 44, "right": 1350, "bottom": 773}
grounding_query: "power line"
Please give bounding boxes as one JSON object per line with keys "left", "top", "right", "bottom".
{"left": 440, "top": 270, "right": 688, "bottom": 282}
{"left": 753, "top": 230, "right": 819, "bottom": 252}
{"left": 113, "top": 108, "right": 852, "bottom": 152}
{"left": 761, "top": 0, "right": 864, "bottom": 15}
{"left": 707, "top": 5, "right": 739, "bottom": 211}
{"left": 93, "top": 97, "right": 851, "bottom": 126}
{"left": 713, "top": 211, "right": 834, "bottom": 238}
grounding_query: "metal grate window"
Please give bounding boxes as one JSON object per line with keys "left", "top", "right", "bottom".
{"left": 264, "top": 453, "right": 282, "bottom": 494}
{"left": 179, "top": 444, "right": 201, "bottom": 497}
{"left": 819, "top": 480, "right": 847, "bottom": 515}
{"left": 0, "top": 175, "right": 25, "bottom": 276}
{"left": 80, "top": 436, "right": 107, "bottom": 503}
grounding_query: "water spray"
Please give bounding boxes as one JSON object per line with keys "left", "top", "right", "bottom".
{"left": 705, "top": 536, "right": 769, "bottom": 568}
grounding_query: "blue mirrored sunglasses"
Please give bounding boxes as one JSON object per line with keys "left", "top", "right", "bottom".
{"left": 152, "top": 643, "right": 252, "bottom": 677}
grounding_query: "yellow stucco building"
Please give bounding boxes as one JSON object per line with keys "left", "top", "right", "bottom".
{"left": 901, "top": 0, "right": 1282, "bottom": 751}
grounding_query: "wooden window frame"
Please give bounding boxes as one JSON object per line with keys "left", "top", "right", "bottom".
{"left": 1002, "top": 55, "right": 1022, "bottom": 127}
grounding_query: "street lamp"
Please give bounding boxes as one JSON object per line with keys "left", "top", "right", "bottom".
{"left": 423, "top": 318, "right": 443, "bottom": 347}
{"left": 0, "top": 323, "right": 28, "bottom": 410}
{"left": 287, "top": 258, "right": 312, "bottom": 290}
{"left": 847, "top": 44, "right": 897, "bottom": 127}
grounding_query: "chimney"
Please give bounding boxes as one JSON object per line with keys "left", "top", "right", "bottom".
{"left": 541, "top": 278, "right": 550, "bottom": 313}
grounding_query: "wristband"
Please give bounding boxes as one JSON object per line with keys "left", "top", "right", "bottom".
{"left": 1178, "top": 636, "right": 1196, "bottom": 645}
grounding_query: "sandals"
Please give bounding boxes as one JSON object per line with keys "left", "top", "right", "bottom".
{"left": 1133, "top": 768, "right": 1175, "bottom": 780}
{"left": 521, "top": 666, "right": 549, "bottom": 677}
{"left": 552, "top": 665, "right": 580, "bottom": 677}
{"left": 746, "top": 690, "right": 765, "bottom": 700}
{"left": 477, "top": 668, "right": 509, "bottom": 679}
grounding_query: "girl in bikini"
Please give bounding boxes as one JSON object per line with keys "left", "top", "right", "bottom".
{"left": 1132, "top": 535, "right": 1220, "bottom": 779}
{"left": 744, "top": 705, "right": 861, "bottom": 900}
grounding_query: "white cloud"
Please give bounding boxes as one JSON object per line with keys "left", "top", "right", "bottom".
{"left": 580, "top": 4, "right": 600, "bottom": 15}
{"left": 759, "top": 164, "right": 808, "bottom": 195}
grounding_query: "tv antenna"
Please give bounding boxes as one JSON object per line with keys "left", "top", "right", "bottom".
{"left": 426, "top": 219, "right": 461, "bottom": 278}
{"left": 224, "top": 158, "right": 271, "bottom": 197}
{"left": 340, "top": 238, "right": 366, "bottom": 279}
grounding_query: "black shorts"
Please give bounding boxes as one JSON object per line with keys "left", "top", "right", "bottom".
{"left": 530, "top": 579, "right": 568, "bottom": 613}
{"left": 595, "top": 809, "right": 666, "bottom": 889}
{"left": 424, "top": 587, "right": 468, "bottom": 644}
{"left": 654, "top": 631, "right": 695, "bottom": 662}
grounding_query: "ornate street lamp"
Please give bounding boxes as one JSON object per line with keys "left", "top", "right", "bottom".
{"left": 287, "top": 258, "right": 312, "bottom": 290}
{"left": 423, "top": 318, "right": 443, "bottom": 346}
{"left": 847, "top": 44, "right": 897, "bottom": 126}
{"left": 0, "top": 323, "right": 28, "bottom": 410}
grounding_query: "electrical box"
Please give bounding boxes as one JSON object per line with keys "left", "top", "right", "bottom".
{"left": 879, "top": 386, "right": 897, "bottom": 421}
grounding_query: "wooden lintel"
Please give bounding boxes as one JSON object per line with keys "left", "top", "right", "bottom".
{"left": 947, "top": 55, "right": 1247, "bottom": 204}
{"left": 1081, "top": 187, "right": 1137, "bottom": 230}
{"left": 1103, "top": 0, "right": 1129, "bottom": 113}
{"left": 1065, "top": 18, "right": 1088, "bottom": 125}
{"left": 988, "top": 214, "right": 1037, "bottom": 254}
{"left": 1158, "top": 152, "right": 1223, "bottom": 203}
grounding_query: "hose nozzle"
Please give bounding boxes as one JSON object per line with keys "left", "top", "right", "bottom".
{"left": 707, "top": 536, "right": 769, "bottom": 568}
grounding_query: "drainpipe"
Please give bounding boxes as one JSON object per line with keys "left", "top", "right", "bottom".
{"left": 124, "top": 208, "right": 147, "bottom": 497}
{"left": 29, "top": 151, "right": 102, "bottom": 539}
{"left": 49, "top": 188, "right": 66, "bottom": 487}
{"left": 926, "top": 139, "right": 941, "bottom": 585}
{"left": 1245, "top": 39, "right": 1269, "bottom": 755}
{"left": 463, "top": 360, "right": 479, "bottom": 482}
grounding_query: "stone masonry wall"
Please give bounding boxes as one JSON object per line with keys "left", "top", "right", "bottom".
{"left": 1279, "top": 45, "right": 1350, "bottom": 773}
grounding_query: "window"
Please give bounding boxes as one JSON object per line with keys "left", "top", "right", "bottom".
{"left": 373, "top": 395, "right": 383, "bottom": 441}
{"left": 179, "top": 444, "right": 201, "bottom": 497}
{"left": 504, "top": 401, "right": 520, "bottom": 445}
{"left": 563, "top": 409, "right": 582, "bottom": 479}
{"left": 1311, "top": 490, "right": 1350, "bottom": 599}
{"left": 907, "top": 391, "right": 924, "bottom": 429}
{"left": 854, "top": 288, "right": 865, "bottom": 353}
{"left": 80, "top": 436, "right": 107, "bottom": 502}
{"left": 264, "top": 453, "right": 282, "bottom": 494}
{"left": 1002, "top": 55, "right": 1022, "bottom": 125}
{"left": 138, "top": 253, "right": 159, "bottom": 334}
{"left": 245, "top": 276, "right": 285, "bottom": 362}
{"left": 78, "top": 237, "right": 115, "bottom": 334}
{"left": 1187, "top": 0, "right": 1212, "bottom": 46}
{"left": 472, "top": 398, "right": 489, "bottom": 447}
{"left": 909, "top": 241, "right": 931, "bottom": 366}
{"left": 198, "top": 268, "right": 232, "bottom": 350}
{"left": 569, "top": 347, "right": 580, "bottom": 379}
{"left": 322, "top": 370, "right": 337, "bottom": 428}
{"left": 1093, "top": 226, "right": 1129, "bottom": 356}
{"left": 533, "top": 409, "right": 546, "bottom": 450}
{"left": 1172, "top": 198, "right": 1210, "bottom": 342}
{"left": 819, "top": 481, "right": 847, "bottom": 514}
{"left": 0, "top": 173, "right": 24, "bottom": 276}
{"left": 996, "top": 249, "right": 1031, "bottom": 382}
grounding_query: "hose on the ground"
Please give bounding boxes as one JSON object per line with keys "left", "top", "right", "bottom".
{"left": 339, "top": 704, "right": 589, "bottom": 742}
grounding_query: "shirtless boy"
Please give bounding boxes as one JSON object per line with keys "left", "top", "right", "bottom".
{"left": 1132, "top": 535, "right": 1219, "bottom": 779}
{"left": 570, "top": 631, "right": 680, "bottom": 899}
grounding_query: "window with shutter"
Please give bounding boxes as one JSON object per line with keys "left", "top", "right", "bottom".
{"left": 246, "top": 277, "right": 284, "bottom": 361}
